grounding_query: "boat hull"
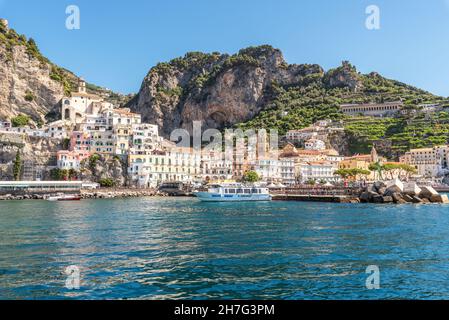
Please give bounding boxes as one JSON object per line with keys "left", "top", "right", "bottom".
{"left": 194, "top": 192, "right": 272, "bottom": 202}
{"left": 46, "top": 195, "right": 81, "bottom": 201}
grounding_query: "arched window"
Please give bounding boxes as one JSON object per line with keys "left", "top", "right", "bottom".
{"left": 64, "top": 108, "right": 71, "bottom": 120}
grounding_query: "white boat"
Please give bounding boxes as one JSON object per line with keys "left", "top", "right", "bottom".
{"left": 194, "top": 184, "right": 272, "bottom": 202}
{"left": 46, "top": 194, "right": 81, "bottom": 201}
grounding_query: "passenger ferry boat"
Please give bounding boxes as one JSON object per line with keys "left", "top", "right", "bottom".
{"left": 194, "top": 184, "right": 272, "bottom": 202}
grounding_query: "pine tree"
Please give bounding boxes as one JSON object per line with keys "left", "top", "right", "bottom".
{"left": 13, "top": 151, "right": 22, "bottom": 181}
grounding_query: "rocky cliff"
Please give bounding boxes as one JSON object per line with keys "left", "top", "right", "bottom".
{"left": 127, "top": 44, "right": 442, "bottom": 158}
{"left": 127, "top": 45, "right": 334, "bottom": 136}
{"left": 0, "top": 19, "right": 128, "bottom": 124}
{"left": 0, "top": 132, "right": 63, "bottom": 180}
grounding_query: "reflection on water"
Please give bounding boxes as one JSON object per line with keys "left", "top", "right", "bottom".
{"left": 1, "top": 198, "right": 449, "bottom": 299}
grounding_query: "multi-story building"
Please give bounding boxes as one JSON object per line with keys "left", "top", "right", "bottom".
{"left": 305, "top": 138, "right": 326, "bottom": 151}
{"left": 201, "top": 150, "right": 233, "bottom": 182}
{"left": 286, "top": 120, "right": 343, "bottom": 144}
{"left": 296, "top": 161, "right": 339, "bottom": 184}
{"left": 113, "top": 125, "right": 131, "bottom": 157}
{"left": 109, "top": 108, "right": 141, "bottom": 127}
{"left": 69, "top": 131, "right": 91, "bottom": 153}
{"left": 90, "top": 130, "right": 114, "bottom": 155}
{"left": 253, "top": 158, "right": 280, "bottom": 182}
{"left": 56, "top": 150, "right": 90, "bottom": 171}
{"left": 128, "top": 147, "right": 202, "bottom": 188}
{"left": 279, "top": 158, "right": 296, "bottom": 185}
{"left": 400, "top": 146, "right": 449, "bottom": 178}
{"left": 56, "top": 131, "right": 91, "bottom": 171}
{"left": 61, "top": 79, "right": 111, "bottom": 124}
{"left": 340, "top": 101, "right": 403, "bottom": 117}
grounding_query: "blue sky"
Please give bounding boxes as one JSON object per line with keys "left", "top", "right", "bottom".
{"left": 1, "top": 0, "right": 449, "bottom": 96}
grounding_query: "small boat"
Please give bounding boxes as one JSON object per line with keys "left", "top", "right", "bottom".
{"left": 46, "top": 194, "right": 81, "bottom": 201}
{"left": 194, "top": 184, "right": 272, "bottom": 202}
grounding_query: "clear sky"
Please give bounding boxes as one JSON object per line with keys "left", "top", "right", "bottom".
{"left": 1, "top": 0, "right": 449, "bottom": 96}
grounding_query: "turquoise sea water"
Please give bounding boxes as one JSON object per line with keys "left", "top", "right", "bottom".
{"left": 1, "top": 197, "right": 449, "bottom": 300}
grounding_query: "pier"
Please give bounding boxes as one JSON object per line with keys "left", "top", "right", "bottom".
{"left": 270, "top": 187, "right": 362, "bottom": 203}
{"left": 272, "top": 194, "right": 355, "bottom": 203}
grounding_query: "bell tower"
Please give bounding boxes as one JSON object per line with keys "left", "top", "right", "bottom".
{"left": 78, "top": 78, "right": 86, "bottom": 94}
{"left": 371, "top": 145, "right": 379, "bottom": 163}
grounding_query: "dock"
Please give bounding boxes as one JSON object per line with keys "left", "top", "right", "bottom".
{"left": 272, "top": 194, "right": 357, "bottom": 203}
{"left": 270, "top": 187, "right": 362, "bottom": 203}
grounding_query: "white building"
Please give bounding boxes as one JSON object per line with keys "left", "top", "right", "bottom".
{"left": 296, "top": 161, "right": 339, "bottom": 184}
{"left": 201, "top": 150, "right": 233, "bottom": 181}
{"left": 128, "top": 146, "right": 202, "bottom": 188}
{"left": 305, "top": 138, "right": 326, "bottom": 151}
{"left": 279, "top": 158, "right": 296, "bottom": 185}
{"left": 400, "top": 146, "right": 449, "bottom": 178}
{"left": 61, "top": 79, "right": 110, "bottom": 124}
{"left": 254, "top": 158, "right": 280, "bottom": 182}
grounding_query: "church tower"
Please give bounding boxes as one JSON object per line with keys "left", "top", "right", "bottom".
{"left": 370, "top": 145, "right": 379, "bottom": 163}
{"left": 78, "top": 78, "right": 86, "bottom": 94}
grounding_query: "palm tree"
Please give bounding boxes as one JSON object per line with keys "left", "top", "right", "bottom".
{"left": 369, "top": 162, "right": 384, "bottom": 180}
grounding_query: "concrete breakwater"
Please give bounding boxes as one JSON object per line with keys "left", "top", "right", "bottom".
{"left": 0, "top": 188, "right": 162, "bottom": 201}
{"left": 81, "top": 189, "right": 160, "bottom": 199}
{"left": 359, "top": 179, "right": 449, "bottom": 204}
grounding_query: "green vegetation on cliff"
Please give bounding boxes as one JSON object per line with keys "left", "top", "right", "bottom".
{"left": 345, "top": 112, "right": 449, "bottom": 155}
{"left": 237, "top": 61, "right": 446, "bottom": 157}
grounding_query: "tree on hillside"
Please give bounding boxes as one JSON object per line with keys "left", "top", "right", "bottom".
{"left": 13, "top": 151, "right": 22, "bottom": 181}
{"left": 369, "top": 162, "right": 385, "bottom": 180}
{"left": 11, "top": 114, "right": 30, "bottom": 127}
{"left": 334, "top": 168, "right": 371, "bottom": 181}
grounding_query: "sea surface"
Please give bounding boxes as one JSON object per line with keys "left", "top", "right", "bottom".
{"left": 1, "top": 197, "right": 449, "bottom": 300}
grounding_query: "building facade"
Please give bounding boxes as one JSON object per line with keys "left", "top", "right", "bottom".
{"left": 340, "top": 101, "right": 403, "bottom": 117}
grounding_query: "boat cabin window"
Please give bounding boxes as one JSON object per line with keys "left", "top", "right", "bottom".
{"left": 237, "top": 189, "right": 243, "bottom": 194}
{"left": 244, "top": 189, "right": 251, "bottom": 194}
{"left": 228, "top": 189, "right": 236, "bottom": 194}
{"left": 252, "top": 188, "right": 259, "bottom": 194}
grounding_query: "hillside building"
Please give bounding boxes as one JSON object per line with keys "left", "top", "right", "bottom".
{"left": 340, "top": 101, "right": 403, "bottom": 117}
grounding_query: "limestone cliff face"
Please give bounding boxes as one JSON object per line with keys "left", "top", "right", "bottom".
{"left": 79, "top": 155, "right": 127, "bottom": 186}
{"left": 0, "top": 41, "right": 65, "bottom": 122}
{"left": 127, "top": 46, "right": 328, "bottom": 137}
{"left": 0, "top": 133, "right": 62, "bottom": 180}
{"left": 323, "top": 61, "right": 362, "bottom": 92}
{"left": 0, "top": 19, "right": 128, "bottom": 124}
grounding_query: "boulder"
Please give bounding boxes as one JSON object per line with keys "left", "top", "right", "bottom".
{"left": 378, "top": 187, "right": 387, "bottom": 196}
{"left": 382, "top": 196, "right": 394, "bottom": 203}
{"left": 403, "top": 182, "right": 422, "bottom": 196}
{"left": 403, "top": 194, "right": 414, "bottom": 203}
{"left": 360, "top": 191, "right": 378, "bottom": 203}
{"left": 421, "top": 198, "right": 431, "bottom": 204}
{"left": 373, "top": 195, "right": 384, "bottom": 203}
{"left": 430, "top": 194, "right": 449, "bottom": 204}
{"left": 359, "top": 192, "right": 370, "bottom": 203}
{"left": 383, "top": 188, "right": 396, "bottom": 197}
{"left": 419, "top": 186, "right": 439, "bottom": 200}
{"left": 385, "top": 178, "right": 404, "bottom": 194}
{"left": 411, "top": 196, "right": 423, "bottom": 204}
{"left": 392, "top": 193, "right": 407, "bottom": 204}
{"left": 373, "top": 181, "right": 387, "bottom": 193}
